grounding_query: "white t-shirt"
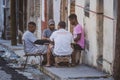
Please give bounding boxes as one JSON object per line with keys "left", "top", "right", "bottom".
{"left": 50, "top": 29, "right": 73, "bottom": 56}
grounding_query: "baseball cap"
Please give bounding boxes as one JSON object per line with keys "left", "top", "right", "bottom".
{"left": 48, "top": 19, "right": 55, "bottom": 25}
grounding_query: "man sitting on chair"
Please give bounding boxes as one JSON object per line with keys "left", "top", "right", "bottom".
{"left": 22, "top": 22, "right": 50, "bottom": 64}
{"left": 46, "top": 21, "right": 73, "bottom": 67}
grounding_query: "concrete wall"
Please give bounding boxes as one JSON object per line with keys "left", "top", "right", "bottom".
{"left": 53, "top": 0, "right": 61, "bottom": 28}
{"left": 67, "top": 0, "right": 71, "bottom": 32}
{"left": 85, "top": 0, "right": 98, "bottom": 67}
{"left": 0, "top": 0, "right": 4, "bottom": 33}
{"left": 35, "top": 0, "right": 41, "bottom": 39}
{"left": 5, "top": 0, "right": 10, "bottom": 30}
{"left": 75, "top": 0, "right": 98, "bottom": 67}
{"left": 75, "top": 0, "right": 84, "bottom": 27}
{"left": 103, "top": 0, "right": 114, "bottom": 74}
{"left": 75, "top": 0, "right": 115, "bottom": 74}
{"left": 27, "top": 0, "right": 42, "bottom": 39}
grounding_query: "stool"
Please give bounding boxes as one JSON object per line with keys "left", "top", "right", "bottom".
{"left": 54, "top": 56, "right": 71, "bottom": 67}
{"left": 23, "top": 53, "right": 43, "bottom": 69}
{"left": 22, "top": 40, "right": 43, "bottom": 70}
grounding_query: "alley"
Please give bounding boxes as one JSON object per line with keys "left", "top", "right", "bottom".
{"left": 0, "top": 39, "right": 113, "bottom": 80}
{"left": 0, "top": 0, "right": 120, "bottom": 80}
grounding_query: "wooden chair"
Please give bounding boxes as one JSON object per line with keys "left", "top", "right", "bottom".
{"left": 23, "top": 40, "right": 43, "bottom": 69}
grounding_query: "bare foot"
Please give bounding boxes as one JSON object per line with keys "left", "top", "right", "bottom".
{"left": 45, "top": 64, "right": 51, "bottom": 67}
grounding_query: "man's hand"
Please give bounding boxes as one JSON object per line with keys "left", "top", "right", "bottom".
{"left": 74, "top": 33, "right": 81, "bottom": 42}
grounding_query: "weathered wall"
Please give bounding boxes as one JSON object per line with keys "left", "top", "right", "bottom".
{"left": 103, "top": 0, "right": 115, "bottom": 74}
{"left": 67, "top": 0, "right": 71, "bottom": 32}
{"left": 27, "top": 0, "right": 34, "bottom": 23}
{"left": 26, "top": 0, "right": 115, "bottom": 74}
{"left": 27, "top": 0, "right": 42, "bottom": 39}
{"left": 75, "top": 0, "right": 84, "bottom": 27}
{"left": 0, "top": 0, "right": 4, "bottom": 33}
{"left": 75, "top": 0, "right": 98, "bottom": 67}
{"left": 75, "top": 0, "right": 115, "bottom": 74}
{"left": 53, "top": 0, "right": 60, "bottom": 28}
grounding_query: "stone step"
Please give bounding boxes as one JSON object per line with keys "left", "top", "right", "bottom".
{"left": 38, "top": 64, "right": 113, "bottom": 80}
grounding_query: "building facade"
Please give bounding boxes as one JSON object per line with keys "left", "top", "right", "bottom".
{"left": 26, "top": 0, "right": 116, "bottom": 74}
{"left": 0, "top": 0, "right": 10, "bottom": 39}
{"left": 75, "top": 0, "right": 116, "bottom": 74}
{"left": 0, "top": 0, "right": 4, "bottom": 37}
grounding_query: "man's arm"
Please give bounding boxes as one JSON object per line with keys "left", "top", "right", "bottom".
{"left": 49, "top": 32, "right": 55, "bottom": 45}
{"left": 74, "top": 33, "right": 81, "bottom": 43}
{"left": 42, "top": 36, "right": 49, "bottom": 40}
{"left": 42, "top": 29, "right": 49, "bottom": 40}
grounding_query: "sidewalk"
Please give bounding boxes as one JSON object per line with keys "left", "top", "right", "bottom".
{"left": 0, "top": 39, "right": 114, "bottom": 80}
{"left": 0, "top": 39, "right": 24, "bottom": 57}
{"left": 39, "top": 65, "right": 113, "bottom": 80}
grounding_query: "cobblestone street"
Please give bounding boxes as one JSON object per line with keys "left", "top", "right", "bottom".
{"left": 0, "top": 67, "right": 11, "bottom": 80}
{"left": 0, "top": 57, "right": 31, "bottom": 80}
{"left": 0, "top": 44, "right": 51, "bottom": 80}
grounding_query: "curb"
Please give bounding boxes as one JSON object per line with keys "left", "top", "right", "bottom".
{"left": 38, "top": 66, "right": 61, "bottom": 80}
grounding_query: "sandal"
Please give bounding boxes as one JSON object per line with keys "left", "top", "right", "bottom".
{"left": 45, "top": 64, "right": 51, "bottom": 67}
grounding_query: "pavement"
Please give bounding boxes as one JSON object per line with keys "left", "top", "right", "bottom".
{"left": 0, "top": 67, "right": 11, "bottom": 80}
{"left": 0, "top": 39, "right": 114, "bottom": 80}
